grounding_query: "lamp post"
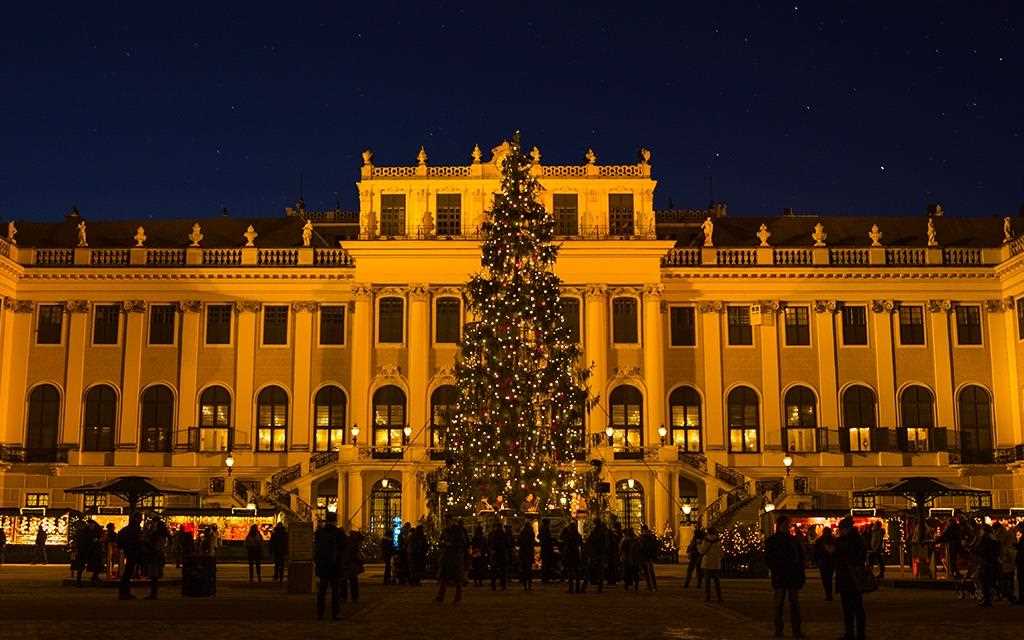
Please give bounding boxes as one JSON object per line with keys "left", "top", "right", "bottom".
{"left": 782, "top": 454, "right": 793, "bottom": 476}
{"left": 350, "top": 424, "right": 360, "bottom": 446}
{"left": 605, "top": 425, "right": 614, "bottom": 447}
{"left": 657, "top": 424, "right": 668, "bottom": 445}
{"left": 225, "top": 452, "right": 235, "bottom": 477}
{"left": 403, "top": 425, "right": 412, "bottom": 446}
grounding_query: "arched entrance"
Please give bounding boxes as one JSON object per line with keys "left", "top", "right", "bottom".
{"left": 369, "top": 478, "right": 402, "bottom": 542}
{"left": 612, "top": 479, "right": 645, "bottom": 531}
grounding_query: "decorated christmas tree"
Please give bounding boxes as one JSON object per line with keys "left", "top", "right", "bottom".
{"left": 443, "top": 134, "right": 593, "bottom": 516}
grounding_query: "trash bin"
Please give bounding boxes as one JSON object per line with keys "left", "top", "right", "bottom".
{"left": 182, "top": 554, "right": 217, "bottom": 597}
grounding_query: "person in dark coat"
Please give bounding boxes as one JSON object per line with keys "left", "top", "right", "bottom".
{"left": 73, "top": 519, "right": 101, "bottom": 586}
{"left": 639, "top": 525, "right": 659, "bottom": 591}
{"left": 684, "top": 527, "right": 705, "bottom": 588}
{"left": 244, "top": 524, "right": 263, "bottom": 583}
{"left": 517, "top": 524, "right": 535, "bottom": 591}
{"left": 143, "top": 516, "right": 169, "bottom": 599}
{"left": 34, "top": 525, "right": 48, "bottom": 564}
{"left": 938, "top": 516, "right": 963, "bottom": 579}
{"left": 380, "top": 533, "right": 395, "bottom": 585}
{"left": 409, "top": 525, "right": 427, "bottom": 587}
{"left": 174, "top": 527, "right": 193, "bottom": 568}
{"left": 269, "top": 522, "right": 288, "bottom": 582}
{"left": 396, "top": 522, "right": 412, "bottom": 585}
{"left": 813, "top": 526, "right": 837, "bottom": 601}
{"left": 116, "top": 512, "right": 144, "bottom": 600}
{"left": 1014, "top": 523, "right": 1024, "bottom": 606}
{"left": 314, "top": 512, "right": 343, "bottom": 621}
{"left": 584, "top": 520, "right": 608, "bottom": 593}
{"left": 765, "top": 515, "right": 806, "bottom": 638}
{"left": 606, "top": 519, "right": 622, "bottom": 586}
{"left": 834, "top": 516, "right": 867, "bottom": 640}
{"left": 619, "top": 527, "right": 640, "bottom": 591}
{"left": 538, "top": 519, "right": 555, "bottom": 583}
{"left": 470, "top": 525, "right": 488, "bottom": 586}
{"left": 435, "top": 520, "right": 469, "bottom": 603}
{"left": 339, "top": 529, "right": 362, "bottom": 603}
{"left": 973, "top": 524, "right": 1001, "bottom": 607}
{"left": 488, "top": 522, "right": 509, "bottom": 590}
{"left": 560, "top": 523, "right": 583, "bottom": 593}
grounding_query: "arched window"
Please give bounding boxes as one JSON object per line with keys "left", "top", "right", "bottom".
{"left": 83, "top": 385, "right": 117, "bottom": 451}
{"left": 609, "top": 385, "right": 643, "bottom": 449}
{"left": 727, "top": 386, "right": 759, "bottom": 452}
{"left": 842, "top": 385, "right": 876, "bottom": 452}
{"left": 140, "top": 385, "right": 174, "bottom": 453}
{"left": 613, "top": 479, "right": 645, "bottom": 531}
{"left": 369, "top": 478, "right": 402, "bottom": 541}
{"left": 314, "top": 386, "right": 346, "bottom": 451}
{"left": 198, "top": 386, "right": 231, "bottom": 451}
{"left": 899, "top": 385, "right": 934, "bottom": 452}
{"left": 256, "top": 386, "right": 288, "bottom": 452}
{"left": 668, "top": 386, "right": 702, "bottom": 452}
{"left": 784, "top": 386, "right": 818, "bottom": 453}
{"left": 958, "top": 385, "right": 993, "bottom": 464}
{"left": 26, "top": 385, "right": 60, "bottom": 458}
{"left": 373, "top": 385, "right": 406, "bottom": 455}
{"left": 430, "top": 385, "right": 458, "bottom": 451}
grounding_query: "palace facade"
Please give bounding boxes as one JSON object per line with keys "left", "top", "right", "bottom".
{"left": 2, "top": 142, "right": 1023, "bottom": 538}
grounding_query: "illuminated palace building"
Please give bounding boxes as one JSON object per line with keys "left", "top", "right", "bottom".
{"left": 2, "top": 142, "right": 1023, "bottom": 537}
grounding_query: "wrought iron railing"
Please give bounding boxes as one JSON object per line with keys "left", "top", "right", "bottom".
{"left": 270, "top": 463, "right": 302, "bottom": 487}
{"left": 0, "top": 445, "right": 72, "bottom": 463}
{"left": 702, "top": 483, "right": 750, "bottom": 528}
{"left": 714, "top": 462, "right": 746, "bottom": 487}
{"left": 678, "top": 451, "right": 708, "bottom": 473}
{"left": 309, "top": 449, "right": 339, "bottom": 472}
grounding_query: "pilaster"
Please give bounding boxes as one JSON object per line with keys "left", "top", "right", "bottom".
{"left": 407, "top": 285, "right": 431, "bottom": 441}
{"left": 584, "top": 285, "right": 609, "bottom": 430}
{"left": 871, "top": 300, "right": 897, "bottom": 426}
{"left": 234, "top": 302, "right": 258, "bottom": 450}
{"left": 814, "top": 301, "right": 840, "bottom": 428}
{"left": 177, "top": 301, "right": 202, "bottom": 445}
{"left": 63, "top": 301, "right": 89, "bottom": 446}
{"left": 998, "top": 299, "right": 1023, "bottom": 445}
{"left": 402, "top": 468, "right": 419, "bottom": 524}
{"left": 0, "top": 300, "right": 33, "bottom": 443}
{"left": 654, "top": 469, "right": 671, "bottom": 533}
{"left": 760, "top": 303, "right": 782, "bottom": 449}
{"left": 698, "top": 302, "right": 724, "bottom": 449}
{"left": 928, "top": 300, "right": 955, "bottom": 428}
{"left": 987, "top": 299, "right": 1018, "bottom": 446}
{"left": 291, "top": 302, "right": 316, "bottom": 451}
{"left": 350, "top": 285, "right": 374, "bottom": 441}
{"left": 118, "top": 301, "right": 147, "bottom": 454}
{"left": 346, "top": 470, "right": 364, "bottom": 530}
{"left": 642, "top": 285, "right": 666, "bottom": 442}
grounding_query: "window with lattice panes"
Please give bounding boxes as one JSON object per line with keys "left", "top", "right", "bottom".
{"left": 608, "top": 194, "right": 634, "bottom": 235}
{"left": 25, "top": 492, "right": 49, "bottom": 507}
{"left": 256, "top": 387, "right": 288, "bottom": 452}
{"left": 553, "top": 193, "right": 579, "bottom": 236}
{"left": 436, "top": 194, "right": 462, "bottom": 236}
{"left": 612, "top": 297, "right": 638, "bottom": 344}
{"left": 380, "top": 194, "right": 406, "bottom": 237}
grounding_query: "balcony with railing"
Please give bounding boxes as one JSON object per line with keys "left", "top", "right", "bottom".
{"left": 0, "top": 445, "right": 73, "bottom": 463}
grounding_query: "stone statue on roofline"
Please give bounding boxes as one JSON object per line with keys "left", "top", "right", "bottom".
{"left": 869, "top": 224, "right": 883, "bottom": 247}
{"left": 812, "top": 223, "right": 827, "bottom": 247}
{"left": 927, "top": 217, "right": 937, "bottom": 247}
{"left": 1003, "top": 216, "right": 1013, "bottom": 244}
{"left": 757, "top": 224, "right": 771, "bottom": 247}
{"left": 302, "top": 220, "right": 313, "bottom": 247}
{"left": 361, "top": 149, "right": 373, "bottom": 166}
{"left": 701, "top": 217, "right": 714, "bottom": 248}
{"left": 189, "top": 223, "right": 203, "bottom": 247}
{"left": 7, "top": 221, "right": 16, "bottom": 244}
{"left": 77, "top": 221, "right": 88, "bottom": 247}
{"left": 134, "top": 226, "right": 147, "bottom": 247}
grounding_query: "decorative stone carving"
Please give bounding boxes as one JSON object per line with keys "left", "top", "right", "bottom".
{"left": 1004, "top": 217, "right": 1013, "bottom": 244}
{"left": 870, "top": 299, "right": 894, "bottom": 313}
{"left": 416, "top": 146, "right": 427, "bottom": 166}
{"left": 65, "top": 300, "right": 89, "bottom": 313}
{"left": 377, "top": 286, "right": 407, "bottom": 299}
{"left": 351, "top": 284, "right": 373, "bottom": 300}
{"left": 189, "top": 223, "right": 204, "bottom": 247}
{"left": 243, "top": 225, "right": 258, "bottom": 247}
{"left": 76, "top": 221, "right": 88, "bottom": 247}
{"left": 584, "top": 284, "right": 608, "bottom": 299}
{"left": 611, "top": 365, "right": 641, "bottom": 379}
{"left": 927, "top": 299, "right": 952, "bottom": 313}
{"left": 701, "top": 217, "right": 714, "bottom": 248}
{"left": 762, "top": 300, "right": 784, "bottom": 313}
{"left": 7, "top": 221, "right": 16, "bottom": 245}
{"left": 302, "top": 220, "right": 313, "bottom": 247}
{"left": 757, "top": 224, "right": 771, "bottom": 247}
{"left": 985, "top": 299, "right": 1008, "bottom": 313}
{"left": 134, "top": 226, "right": 147, "bottom": 247}
{"left": 408, "top": 284, "right": 431, "bottom": 300}
{"left": 122, "top": 300, "right": 147, "bottom": 313}
{"left": 178, "top": 300, "right": 203, "bottom": 313}
{"left": 471, "top": 144, "right": 482, "bottom": 164}
{"left": 812, "top": 223, "right": 827, "bottom": 247}
{"left": 420, "top": 209, "right": 434, "bottom": 237}
{"left": 927, "top": 218, "right": 938, "bottom": 247}
{"left": 361, "top": 149, "right": 373, "bottom": 166}
{"left": 869, "top": 224, "right": 883, "bottom": 247}
{"left": 378, "top": 364, "right": 402, "bottom": 378}
{"left": 434, "top": 365, "right": 455, "bottom": 380}
{"left": 609, "top": 286, "right": 641, "bottom": 298}
{"left": 813, "top": 300, "right": 838, "bottom": 314}
{"left": 584, "top": 148, "right": 596, "bottom": 165}
{"left": 638, "top": 147, "right": 651, "bottom": 165}
{"left": 642, "top": 284, "right": 664, "bottom": 298}
{"left": 291, "top": 301, "right": 318, "bottom": 313}
{"left": 3, "top": 298, "right": 34, "bottom": 313}
{"left": 235, "top": 301, "right": 261, "bottom": 313}
{"left": 697, "top": 301, "right": 724, "bottom": 314}
{"left": 530, "top": 146, "right": 541, "bottom": 164}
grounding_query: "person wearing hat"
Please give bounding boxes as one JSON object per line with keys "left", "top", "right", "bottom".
{"left": 834, "top": 516, "right": 867, "bottom": 640}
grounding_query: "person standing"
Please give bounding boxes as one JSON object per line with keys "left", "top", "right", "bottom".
{"left": 1013, "top": 523, "right": 1024, "bottom": 605}
{"left": 103, "top": 522, "right": 118, "bottom": 577}
{"left": 765, "top": 515, "right": 806, "bottom": 639}
{"left": 867, "top": 521, "right": 885, "bottom": 579}
{"left": 584, "top": 520, "right": 608, "bottom": 593}
{"left": 380, "top": 531, "right": 395, "bottom": 585}
{"left": 684, "top": 526, "right": 705, "bottom": 589}
{"left": 517, "top": 523, "right": 535, "bottom": 591}
{"left": 339, "top": 529, "right": 362, "bottom": 603}
{"left": 435, "top": 519, "right": 469, "bottom": 603}
{"left": 396, "top": 522, "right": 411, "bottom": 585}
{"left": 538, "top": 519, "right": 555, "bottom": 583}
{"left": 559, "top": 523, "right": 583, "bottom": 593}
{"left": 619, "top": 527, "right": 640, "bottom": 591}
{"left": 34, "top": 525, "right": 48, "bottom": 564}
{"left": 973, "top": 523, "right": 1001, "bottom": 607}
{"left": 314, "top": 512, "right": 342, "bottom": 621}
{"left": 0, "top": 525, "right": 7, "bottom": 565}
{"left": 244, "top": 524, "right": 263, "bottom": 583}
{"left": 488, "top": 523, "right": 509, "bottom": 590}
{"left": 700, "top": 527, "right": 723, "bottom": 603}
{"left": 639, "top": 525, "right": 659, "bottom": 591}
{"left": 813, "top": 526, "right": 836, "bottom": 601}
{"left": 116, "top": 512, "right": 143, "bottom": 600}
{"left": 269, "top": 521, "right": 288, "bottom": 583}
{"left": 469, "top": 525, "right": 487, "bottom": 586}
{"left": 939, "top": 516, "right": 963, "bottom": 579}
{"left": 410, "top": 525, "right": 427, "bottom": 587}
{"left": 143, "top": 516, "right": 169, "bottom": 599}
{"left": 606, "top": 519, "right": 622, "bottom": 586}
{"left": 834, "top": 516, "right": 867, "bottom": 640}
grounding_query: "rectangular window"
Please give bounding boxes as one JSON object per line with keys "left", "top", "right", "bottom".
{"left": 435, "top": 298, "right": 461, "bottom": 343}
{"left": 436, "top": 194, "right": 462, "bottom": 236}
{"left": 553, "top": 194, "right": 579, "bottom": 236}
{"left": 560, "top": 297, "right": 581, "bottom": 343}
{"left": 319, "top": 305, "right": 345, "bottom": 345}
{"left": 36, "top": 304, "right": 64, "bottom": 344}
{"left": 83, "top": 494, "right": 107, "bottom": 510}
{"left": 608, "top": 194, "right": 634, "bottom": 235}
{"left": 148, "top": 304, "right": 176, "bottom": 345}
{"left": 727, "top": 306, "right": 753, "bottom": 345}
{"left": 612, "top": 297, "right": 639, "bottom": 344}
{"left": 380, "top": 194, "right": 407, "bottom": 237}
{"left": 205, "top": 304, "right": 232, "bottom": 345}
{"left": 92, "top": 304, "right": 120, "bottom": 345}
{"left": 1018, "top": 299, "right": 1024, "bottom": 340}
{"left": 262, "top": 305, "right": 289, "bottom": 345}
{"left": 955, "top": 305, "right": 982, "bottom": 345}
{"left": 670, "top": 307, "right": 696, "bottom": 346}
{"left": 841, "top": 305, "right": 868, "bottom": 345}
{"left": 25, "top": 492, "right": 49, "bottom": 508}
{"left": 378, "top": 298, "right": 404, "bottom": 343}
{"left": 784, "top": 306, "right": 810, "bottom": 346}
{"left": 898, "top": 305, "right": 925, "bottom": 345}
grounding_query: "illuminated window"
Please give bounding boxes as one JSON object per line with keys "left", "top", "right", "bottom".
{"left": 36, "top": 304, "right": 64, "bottom": 345}
{"left": 372, "top": 385, "right": 406, "bottom": 452}
{"left": 727, "top": 306, "right": 752, "bottom": 345}
{"left": 612, "top": 479, "right": 645, "bottom": 530}
{"left": 369, "top": 479, "right": 402, "bottom": 540}
{"left": 669, "top": 386, "right": 702, "bottom": 452}
{"left": 380, "top": 194, "right": 406, "bottom": 237}
{"left": 314, "top": 386, "right": 346, "bottom": 452}
{"left": 256, "top": 386, "right": 288, "bottom": 452}
{"left": 25, "top": 492, "right": 49, "bottom": 508}
{"left": 92, "top": 304, "right": 120, "bottom": 345}
{"left": 430, "top": 385, "right": 458, "bottom": 449}
{"left": 83, "top": 494, "right": 107, "bottom": 510}
{"left": 609, "top": 385, "right": 643, "bottom": 448}
{"left": 198, "top": 386, "right": 231, "bottom": 451}
{"left": 899, "top": 385, "right": 934, "bottom": 452}
{"left": 842, "top": 385, "right": 876, "bottom": 452}
{"left": 83, "top": 385, "right": 117, "bottom": 452}
{"left": 727, "top": 386, "right": 759, "bottom": 452}
{"left": 784, "top": 386, "right": 817, "bottom": 453}
{"left": 553, "top": 194, "right": 578, "bottom": 235}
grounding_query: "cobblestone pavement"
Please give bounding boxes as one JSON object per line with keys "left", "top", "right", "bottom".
{"left": 0, "top": 564, "right": 1021, "bottom": 640}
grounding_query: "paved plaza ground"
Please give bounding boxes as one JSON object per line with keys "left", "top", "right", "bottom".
{"left": 0, "top": 563, "right": 1022, "bottom": 639}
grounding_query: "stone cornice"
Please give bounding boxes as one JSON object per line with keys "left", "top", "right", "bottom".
{"left": 2, "top": 298, "right": 34, "bottom": 313}
{"left": 663, "top": 270, "right": 997, "bottom": 280}
{"left": 19, "top": 272, "right": 354, "bottom": 281}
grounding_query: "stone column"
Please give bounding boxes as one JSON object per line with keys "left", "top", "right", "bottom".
{"left": 654, "top": 469, "right": 671, "bottom": 533}
{"left": 0, "top": 300, "right": 33, "bottom": 443}
{"left": 928, "top": 301, "right": 955, "bottom": 428}
{"left": 234, "top": 302, "right": 259, "bottom": 451}
{"left": 584, "top": 285, "right": 609, "bottom": 432}
{"left": 63, "top": 300, "right": 90, "bottom": 446}
{"left": 350, "top": 285, "right": 374, "bottom": 441}
{"left": 346, "top": 469, "right": 364, "bottom": 530}
{"left": 407, "top": 285, "right": 431, "bottom": 443}
{"left": 642, "top": 285, "right": 666, "bottom": 444}
{"left": 871, "top": 301, "right": 898, "bottom": 427}
{"left": 336, "top": 471, "right": 347, "bottom": 523}
{"left": 402, "top": 468, "right": 419, "bottom": 524}
{"left": 699, "top": 302, "right": 725, "bottom": 449}
{"left": 118, "top": 301, "right": 147, "bottom": 457}
{"left": 291, "top": 302, "right": 316, "bottom": 451}
{"left": 177, "top": 301, "right": 202, "bottom": 447}
{"left": 814, "top": 301, "right": 840, "bottom": 429}
{"left": 760, "top": 303, "right": 782, "bottom": 450}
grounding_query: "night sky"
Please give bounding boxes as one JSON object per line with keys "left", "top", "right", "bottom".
{"left": 2, "top": 2, "right": 1021, "bottom": 221}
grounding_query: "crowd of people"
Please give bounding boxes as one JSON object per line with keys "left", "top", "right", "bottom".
{"left": 312, "top": 511, "right": 364, "bottom": 620}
